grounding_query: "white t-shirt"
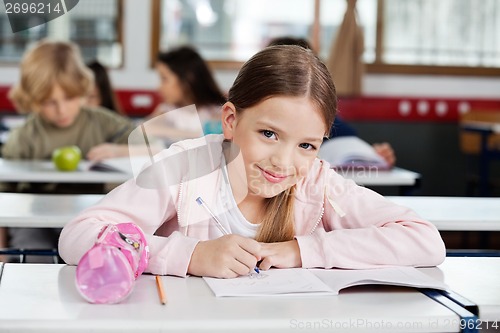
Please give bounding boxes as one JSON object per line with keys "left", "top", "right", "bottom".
{"left": 209, "top": 155, "right": 259, "bottom": 239}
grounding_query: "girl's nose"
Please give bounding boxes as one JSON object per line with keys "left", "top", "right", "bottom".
{"left": 270, "top": 145, "right": 294, "bottom": 168}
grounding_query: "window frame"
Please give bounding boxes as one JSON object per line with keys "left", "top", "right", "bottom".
{"left": 0, "top": 0, "right": 125, "bottom": 68}
{"left": 151, "top": 0, "right": 500, "bottom": 76}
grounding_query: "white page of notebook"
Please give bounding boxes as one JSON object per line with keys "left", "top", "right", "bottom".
{"left": 203, "top": 268, "right": 335, "bottom": 297}
{"left": 203, "top": 267, "right": 448, "bottom": 297}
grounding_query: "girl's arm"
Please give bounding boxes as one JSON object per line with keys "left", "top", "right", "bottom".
{"left": 296, "top": 173, "right": 446, "bottom": 269}
{"left": 59, "top": 146, "right": 200, "bottom": 277}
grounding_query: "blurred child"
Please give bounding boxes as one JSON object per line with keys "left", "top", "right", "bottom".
{"left": 86, "top": 60, "right": 124, "bottom": 115}
{"left": 1, "top": 40, "right": 135, "bottom": 261}
{"left": 147, "top": 46, "right": 226, "bottom": 144}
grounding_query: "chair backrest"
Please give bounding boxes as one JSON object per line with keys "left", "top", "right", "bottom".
{"left": 459, "top": 111, "right": 500, "bottom": 155}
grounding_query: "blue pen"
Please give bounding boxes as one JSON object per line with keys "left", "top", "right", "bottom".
{"left": 196, "top": 196, "right": 260, "bottom": 274}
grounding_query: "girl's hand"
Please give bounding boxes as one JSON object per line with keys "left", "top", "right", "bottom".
{"left": 188, "top": 235, "right": 261, "bottom": 278}
{"left": 86, "top": 143, "right": 129, "bottom": 161}
{"left": 258, "top": 240, "right": 302, "bottom": 270}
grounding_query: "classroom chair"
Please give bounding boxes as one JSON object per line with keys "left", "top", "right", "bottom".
{"left": 0, "top": 248, "right": 60, "bottom": 264}
{"left": 459, "top": 110, "right": 500, "bottom": 197}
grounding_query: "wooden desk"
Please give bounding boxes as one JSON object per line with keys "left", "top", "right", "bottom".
{"left": 0, "top": 264, "right": 462, "bottom": 333}
{"left": 0, "top": 193, "right": 102, "bottom": 228}
{"left": 461, "top": 121, "right": 500, "bottom": 196}
{"left": 421, "top": 257, "right": 500, "bottom": 322}
{"left": 0, "top": 158, "right": 130, "bottom": 184}
{"left": 387, "top": 196, "right": 500, "bottom": 231}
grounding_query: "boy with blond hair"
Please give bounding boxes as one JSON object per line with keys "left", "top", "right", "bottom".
{"left": 1, "top": 40, "right": 134, "bottom": 262}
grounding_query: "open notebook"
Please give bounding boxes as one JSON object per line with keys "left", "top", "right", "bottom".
{"left": 203, "top": 267, "right": 448, "bottom": 297}
{"left": 319, "top": 136, "right": 390, "bottom": 170}
{"left": 81, "top": 156, "right": 152, "bottom": 175}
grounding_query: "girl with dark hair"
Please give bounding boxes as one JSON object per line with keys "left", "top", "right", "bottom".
{"left": 86, "top": 60, "right": 124, "bottom": 115}
{"left": 60, "top": 46, "right": 444, "bottom": 278}
{"left": 148, "top": 46, "right": 226, "bottom": 142}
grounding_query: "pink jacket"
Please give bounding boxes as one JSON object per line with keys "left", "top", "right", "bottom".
{"left": 59, "top": 135, "right": 445, "bottom": 277}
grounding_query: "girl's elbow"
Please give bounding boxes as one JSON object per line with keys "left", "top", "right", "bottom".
{"left": 431, "top": 239, "right": 446, "bottom": 266}
{"left": 419, "top": 232, "right": 446, "bottom": 267}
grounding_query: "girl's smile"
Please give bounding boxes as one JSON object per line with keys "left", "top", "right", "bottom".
{"left": 258, "top": 166, "right": 290, "bottom": 184}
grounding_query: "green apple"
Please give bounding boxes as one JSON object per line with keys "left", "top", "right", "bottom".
{"left": 52, "top": 145, "right": 82, "bottom": 171}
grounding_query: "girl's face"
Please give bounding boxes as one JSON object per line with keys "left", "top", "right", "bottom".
{"left": 37, "top": 83, "right": 83, "bottom": 128}
{"left": 222, "top": 96, "right": 326, "bottom": 200}
{"left": 156, "top": 62, "right": 187, "bottom": 107}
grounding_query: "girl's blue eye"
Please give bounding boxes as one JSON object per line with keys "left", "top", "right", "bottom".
{"left": 299, "top": 143, "right": 316, "bottom": 150}
{"left": 261, "top": 130, "right": 276, "bottom": 139}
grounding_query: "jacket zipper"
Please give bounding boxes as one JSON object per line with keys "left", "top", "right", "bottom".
{"left": 176, "top": 179, "right": 185, "bottom": 235}
{"left": 309, "top": 206, "right": 324, "bottom": 235}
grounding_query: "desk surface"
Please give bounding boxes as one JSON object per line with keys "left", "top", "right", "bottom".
{"left": 0, "top": 158, "right": 131, "bottom": 183}
{"left": 0, "top": 157, "right": 419, "bottom": 187}
{"left": 0, "top": 264, "right": 460, "bottom": 333}
{"left": 2, "top": 193, "right": 497, "bottom": 231}
{"left": 387, "top": 196, "right": 500, "bottom": 231}
{"left": 421, "top": 257, "right": 500, "bottom": 322}
{"left": 337, "top": 167, "right": 420, "bottom": 186}
{"left": 0, "top": 193, "right": 102, "bottom": 228}
{"left": 462, "top": 120, "right": 500, "bottom": 134}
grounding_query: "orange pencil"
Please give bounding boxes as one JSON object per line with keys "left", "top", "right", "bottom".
{"left": 155, "top": 275, "right": 167, "bottom": 305}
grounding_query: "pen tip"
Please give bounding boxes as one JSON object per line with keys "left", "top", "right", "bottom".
{"left": 195, "top": 197, "right": 202, "bottom": 205}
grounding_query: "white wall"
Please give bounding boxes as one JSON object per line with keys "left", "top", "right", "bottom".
{"left": 364, "top": 74, "right": 500, "bottom": 99}
{"left": 2, "top": 0, "right": 500, "bottom": 99}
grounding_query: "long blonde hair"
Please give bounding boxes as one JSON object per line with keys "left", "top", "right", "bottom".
{"left": 227, "top": 45, "right": 337, "bottom": 242}
{"left": 8, "top": 39, "right": 93, "bottom": 113}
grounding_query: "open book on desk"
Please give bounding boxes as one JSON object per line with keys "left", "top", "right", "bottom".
{"left": 82, "top": 156, "right": 152, "bottom": 175}
{"left": 311, "top": 267, "right": 448, "bottom": 295}
{"left": 319, "top": 136, "right": 390, "bottom": 170}
{"left": 203, "top": 267, "right": 448, "bottom": 297}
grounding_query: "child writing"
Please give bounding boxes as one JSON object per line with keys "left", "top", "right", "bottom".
{"left": 59, "top": 46, "right": 445, "bottom": 277}
{"left": 2, "top": 40, "right": 134, "bottom": 164}
{"left": 1, "top": 39, "right": 135, "bottom": 261}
